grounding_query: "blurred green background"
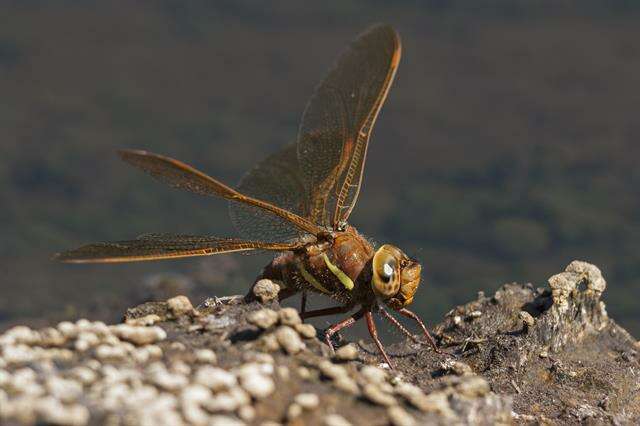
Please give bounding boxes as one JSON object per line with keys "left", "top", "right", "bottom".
{"left": 1, "top": 1, "right": 639, "bottom": 337}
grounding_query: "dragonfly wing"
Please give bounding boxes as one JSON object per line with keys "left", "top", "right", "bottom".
{"left": 229, "top": 144, "right": 313, "bottom": 242}
{"left": 118, "top": 149, "right": 322, "bottom": 236}
{"left": 54, "top": 233, "right": 301, "bottom": 263}
{"left": 297, "top": 24, "right": 401, "bottom": 228}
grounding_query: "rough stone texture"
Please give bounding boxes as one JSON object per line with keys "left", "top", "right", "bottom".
{"left": 251, "top": 279, "right": 281, "bottom": 304}
{"left": 1, "top": 261, "right": 638, "bottom": 425}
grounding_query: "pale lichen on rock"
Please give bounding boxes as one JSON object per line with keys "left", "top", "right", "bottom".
{"left": 535, "top": 260, "right": 610, "bottom": 351}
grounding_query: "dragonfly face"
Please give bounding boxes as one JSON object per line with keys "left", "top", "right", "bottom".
{"left": 371, "top": 244, "right": 421, "bottom": 308}
{"left": 55, "top": 24, "right": 444, "bottom": 367}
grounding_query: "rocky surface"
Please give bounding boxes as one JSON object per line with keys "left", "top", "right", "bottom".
{"left": 0, "top": 261, "right": 638, "bottom": 425}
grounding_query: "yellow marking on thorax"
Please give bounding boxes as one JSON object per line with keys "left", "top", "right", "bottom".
{"left": 321, "top": 253, "right": 354, "bottom": 291}
{"left": 295, "top": 262, "right": 330, "bottom": 294}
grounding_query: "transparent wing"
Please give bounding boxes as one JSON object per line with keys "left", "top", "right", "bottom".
{"left": 54, "top": 233, "right": 301, "bottom": 263}
{"left": 118, "top": 149, "right": 322, "bottom": 237}
{"left": 297, "top": 24, "right": 401, "bottom": 228}
{"left": 229, "top": 144, "right": 312, "bottom": 242}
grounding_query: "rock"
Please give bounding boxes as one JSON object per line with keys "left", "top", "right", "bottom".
{"left": 167, "top": 295, "right": 194, "bottom": 316}
{"left": 194, "top": 366, "right": 237, "bottom": 391}
{"left": 387, "top": 406, "right": 416, "bottom": 426}
{"left": 149, "top": 364, "right": 189, "bottom": 391}
{"left": 69, "top": 367, "right": 97, "bottom": 385}
{"left": 324, "top": 414, "right": 353, "bottom": 426}
{"left": 4, "top": 326, "right": 40, "bottom": 345}
{"left": 0, "top": 260, "right": 636, "bottom": 425}
{"left": 294, "top": 323, "right": 317, "bottom": 338}
{"left": 95, "top": 344, "right": 127, "bottom": 361}
{"left": 0, "top": 370, "right": 10, "bottom": 387}
{"left": 109, "top": 324, "right": 166, "bottom": 345}
{"left": 414, "top": 392, "right": 454, "bottom": 417}
{"left": 170, "top": 341, "right": 187, "bottom": 352}
{"left": 394, "top": 382, "right": 448, "bottom": 415}
{"left": 239, "top": 373, "right": 275, "bottom": 400}
{"left": 236, "top": 364, "right": 275, "bottom": 400}
{"left": 74, "top": 332, "right": 99, "bottom": 352}
{"left": 38, "top": 328, "right": 66, "bottom": 347}
{"left": 276, "top": 365, "right": 290, "bottom": 380}
{"left": 519, "top": 311, "right": 535, "bottom": 328}
{"left": 362, "top": 383, "right": 396, "bottom": 406}
{"left": 45, "top": 377, "right": 83, "bottom": 403}
{"left": 287, "top": 402, "right": 303, "bottom": 419}
{"left": 244, "top": 352, "right": 275, "bottom": 365}
{"left": 278, "top": 307, "right": 302, "bottom": 326}
{"left": 274, "top": 326, "right": 305, "bottom": 355}
{"left": 171, "top": 360, "right": 192, "bottom": 376}
{"left": 204, "top": 391, "right": 242, "bottom": 412}
{"left": 566, "top": 260, "right": 606, "bottom": 294}
{"left": 535, "top": 260, "right": 610, "bottom": 351}
{"left": 247, "top": 309, "right": 279, "bottom": 330}
{"left": 454, "top": 376, "right": 490, "bottom": 398}
{"left": 334, "top": 344, "right": 358, "bottom": 361}
{"left": 57, "top": 321, "right": 78, "bottom": 338}
{"left": 181, "top": 384, "right": 212, "bottom": 425}
{"left": 194, "top": 348, "right": 217, "bottom": 364}
{"left": 360, "top": 365, "right": 387, "bottom": 384}
{"left": 235, "top": 362, "right": 274, "bottom": 378}
{"left": 333, "top": 376, "right": 360, "bottom": 395}
{"left": 238, "top": 405, "right": 255, "bottom": 421}
{"left": 294, "top": 392, "right": 320, "bottom": 409}
{"left": 259, "top": 333, "right": 281, "bottom": 352}
{"left": 440, "top": 359, "right": 473, "bottom": 376}
{"left": 548, "top": 272, "right": 577, "bottom": 309}
{"left": 35, "top": 397, "right": 89, "bottom": 426}
{"left": 125, "top": 314, "right": 162, "bottom": 326}
{"left": 297, "top": 366, "right": 311, "bottom": 380}
{"left": 252, "top": 279, "right": 280, "bottom": 303}
{"left": 318, "top": 360, "right": 348, "bottom": 380}
{"left": 209, "top": 415, "right": 245, "bottom": 426}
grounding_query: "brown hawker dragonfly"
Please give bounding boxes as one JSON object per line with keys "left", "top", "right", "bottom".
{"left": 55, "top": 24, "right": 442, "bottom": 367}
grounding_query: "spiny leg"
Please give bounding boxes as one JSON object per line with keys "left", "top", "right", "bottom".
{"left": 395, "top": 307, "right": 440, "bottom": 353}
{"left": 301, "top": 305, "right": 352, "bottom": 320}
{"left": 364, "top": 310, "right": 393, "bottom": 368}
{"left": 324, "top": 308, "right": 365, "bottom": 353}
{"left": 379, "top": 307, "right": 419, "bottom": 344}
{"left": 300, "top": 291, "right": 307, "bottom": 320}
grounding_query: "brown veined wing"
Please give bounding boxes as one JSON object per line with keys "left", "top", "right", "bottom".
{"left": 54, "top": 234, "right": 302, "bottom": 263}
{"left": 297, "top": 24, "right": 401, "bottom": 229}
{"left": 117, "top": 149, "right": 322, "bottom": 241}
{"left": 229, "top": 144, "right": 315, "bottom": 243}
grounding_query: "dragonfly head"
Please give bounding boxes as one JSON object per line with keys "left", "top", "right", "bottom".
{"left": 371, "top": 244, "right": 421, "bottom": 307}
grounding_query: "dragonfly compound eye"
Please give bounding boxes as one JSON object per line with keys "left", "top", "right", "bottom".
{"left": 372, "top": 244, "right": 403, "bottom": 298}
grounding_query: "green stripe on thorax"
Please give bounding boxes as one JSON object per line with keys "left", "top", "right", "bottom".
{"left": 321, "top": 253, "right": 354, "bottom": 291}
{"left": 295, "top": 261, "right": 330, "bottom": 294}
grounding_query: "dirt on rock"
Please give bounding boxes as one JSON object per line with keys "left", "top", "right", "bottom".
{"left": 1, "top": 260, "right": 638, "bottom": 425}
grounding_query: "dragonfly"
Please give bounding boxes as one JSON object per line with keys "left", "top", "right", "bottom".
{"left": 55, "top": 24, "right": 442, "bottom": 367}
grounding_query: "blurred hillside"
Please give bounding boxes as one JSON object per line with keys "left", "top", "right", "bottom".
{"left": 1, "top": 1, "right": 639, "bottom": 335}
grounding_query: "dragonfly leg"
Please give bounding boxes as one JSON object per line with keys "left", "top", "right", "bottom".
{"left": 379, "top": 307, "right": 419, "bottom": 344}
{"left": 301, "top": 305, "right": 352, "bottom": 320}
{"left": 365, "top": 310, "right": 394, "bottom": 368}
{"left": 324, "top": 308, "right": 365, "bottom": 353}
{"left": 395, "top": 307, "right": 440, "bottom": 353}
{"left": 300, "top": 291, "right": 307, "bottom": 320}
